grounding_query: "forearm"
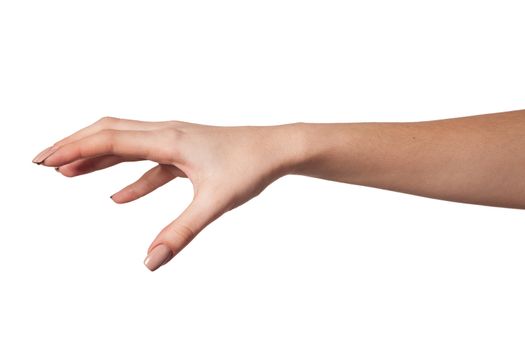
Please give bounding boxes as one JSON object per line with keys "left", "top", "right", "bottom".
{"left": 286, "top": 109, "right": 525, "bottom": 209}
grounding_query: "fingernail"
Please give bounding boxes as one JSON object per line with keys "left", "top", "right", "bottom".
{"left": 144, "top": 244, "right": 173, "bottom": 271}
{"left": 32, "top": 146, "right": 58, "bottom": 165}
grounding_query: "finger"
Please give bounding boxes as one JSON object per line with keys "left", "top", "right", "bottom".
{"left": 144, "top": 190, "right": 229, "bottom": 271}
{"left": 111, "top": 164, "right": 185, "bottom": 204}
{"left": 33, "top": 117, "right": 171, "bottom": 164}
{"left": 57, "top": 155, "right": 135, "bottom": 177}
{"left": 42, "top": 129, "right": 173, "bottom": 167}
{"left": 53, "top": 116, "right": 170, "bottom": 148}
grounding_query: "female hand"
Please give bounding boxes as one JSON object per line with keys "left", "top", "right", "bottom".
{"left": 32, "top": 117, "right": 302, "bottom": 271}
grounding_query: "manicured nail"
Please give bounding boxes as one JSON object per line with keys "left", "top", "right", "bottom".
{"left": 32, "top": 146, "right": 58, "bottom": 164}
{"left": 144, "top": 244, "right": 173, "bottom": 271}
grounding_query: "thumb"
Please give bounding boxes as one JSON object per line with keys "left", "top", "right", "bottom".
{"left": 143, "top": 191, "right": 226, "bottom": 271}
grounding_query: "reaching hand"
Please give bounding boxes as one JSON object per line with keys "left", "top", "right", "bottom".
{"left": 33, "top": 117, "right": 301, "bottom": 271}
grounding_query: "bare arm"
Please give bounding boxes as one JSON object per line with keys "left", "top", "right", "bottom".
{"left": 291, "top": 109, "right": 525, "bottom": 209}
{"left": 33, "top": 109, "right": 525, "bottom": 271}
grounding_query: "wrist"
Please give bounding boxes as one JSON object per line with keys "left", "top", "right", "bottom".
{"left": 269, "top": 122, "right": 312, "bottom": 177}
{"left": 275, "top": 122, "right": 363, "bottom": 181}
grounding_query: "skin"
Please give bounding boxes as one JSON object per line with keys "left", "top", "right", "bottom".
{"left": 33, "top": 109, "right": 525, "bottom": 270}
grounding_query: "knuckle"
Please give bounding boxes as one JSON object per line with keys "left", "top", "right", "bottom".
{"left": 125, "top": 186, "right": 141, "bottom": 200}
{"left": 168, "top": 120, "right": 189, "bottom": 129}
{"left": 98, "top": 128, "right": 116, "bottom": 139}
{"left": 97, "top": 116, "right": 119, "bottom": 126}
{"left": 175, "top": 222, "right": 196, "bottom": 239}
{"left": 164, "top": 127, "right": 184, "bottom": 142}
{"left": 163, "top": 222, "right": 196, "bottom": 249}
{"left": 98, "top": 129, "right": 117, "bottom": 151}
{"left": 155, "top": 128, "right": 184, "bottom": 162}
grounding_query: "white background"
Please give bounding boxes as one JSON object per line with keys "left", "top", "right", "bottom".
{"left": 1, "top": 0, "right": 525, "bottom": 349}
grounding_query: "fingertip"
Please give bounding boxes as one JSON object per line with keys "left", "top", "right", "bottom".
{"left": 32, "top": 145, "right": 58, "bottom": 164}
{"left": 41, "top": 151, "right": 62, "bottom": 167}
{"left": 109, "top": 192, "right": 130, "bottom": 204}
{"left": 56, "top": 166, "right": 76, "bottom": 177}
{"left": 54, "top": 167, "right": 68, "bottom": 177}
{"left": 144, "top": 243, "right": 173, "bottom": 271}
{"left": 110, "top": 193, "right": 121, "bottom": 203}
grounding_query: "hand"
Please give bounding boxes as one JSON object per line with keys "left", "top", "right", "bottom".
{"left": 33, "top": 117, "right": 302, "bottom": 271}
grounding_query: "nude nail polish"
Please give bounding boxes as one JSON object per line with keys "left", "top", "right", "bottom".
{"left": 144, "top": 244, "right": 173, "bottom": 271}
{"left": 32, "top": 146, "right": 58, "bottom": 165}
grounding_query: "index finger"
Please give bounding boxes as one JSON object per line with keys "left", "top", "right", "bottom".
{"left": 41, "top": 129, "right": 173, "bottom": 167}
{"left": 53, "top": 116, "right": 173, "bottom": 148}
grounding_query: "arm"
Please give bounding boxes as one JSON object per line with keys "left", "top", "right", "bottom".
{"left": 291, "top": 109, "right": 525, "bottom": 209}
{"left": 32, "top": 109, "right": 525, "bottom": 271}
